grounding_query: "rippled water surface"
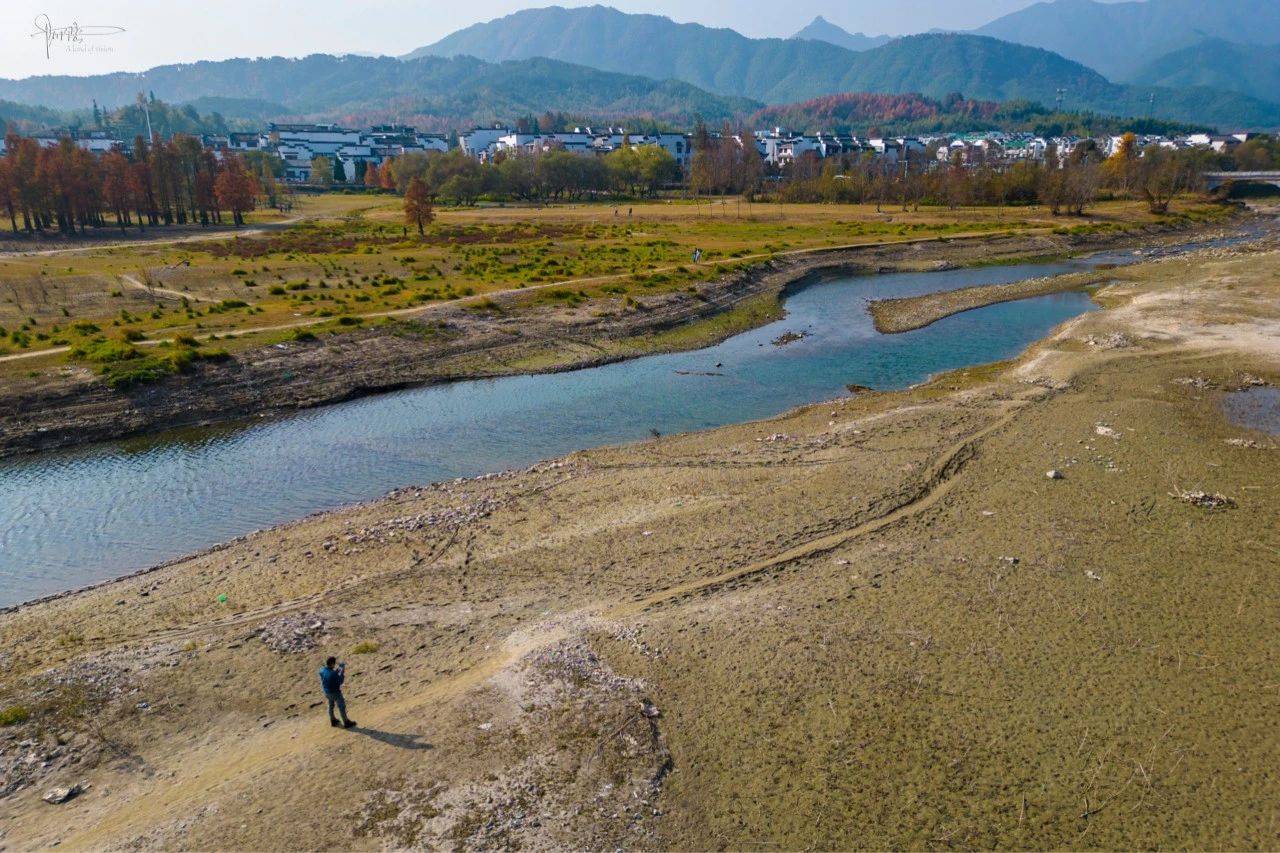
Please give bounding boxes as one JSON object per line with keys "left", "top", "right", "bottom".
{"left": 0, "top": 253, "right": 1157, "bottom": 606}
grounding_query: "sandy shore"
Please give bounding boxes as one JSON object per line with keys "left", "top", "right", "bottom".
{"left": 0, "top": 231, "right": 1278, "bottom": 849}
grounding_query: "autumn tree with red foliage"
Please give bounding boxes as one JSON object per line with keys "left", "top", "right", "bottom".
{"left": 403, "top": 175, "right": 434, "bottom": 235}
{"left": 0, "top": 132, "right": 260, "bottom": 235}
{"left": 213, "top": 154, "right": 260, "bottom": 226}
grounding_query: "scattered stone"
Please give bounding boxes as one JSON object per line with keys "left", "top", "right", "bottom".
{"left": 1085, "top": 571, "right": 1103, "bottom": 582}
{"left": 258, "top": 613, "right": 327, "bottom": 654}
{"left": 1046, "top": 469, "right": 1064, "bottom": 480}
{"left": 640, "top": 702, "right": 660, "bottom": 719}
{"left": 42, "top": 783, "right": 82, "bottom": 804}
{"left": 1171, "top": 488, "right": 1236, "bottom": 510}
{"left": 1094, "top": 424, "right": 1121, "bottom": 439}
{"left": 1084, "top": 332, "right": 1133, "bottom": 349}
{"left": 346, "top": 495, "right": 504, "bottom": 545}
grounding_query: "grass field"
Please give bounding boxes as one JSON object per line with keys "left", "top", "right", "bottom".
{"left": 0, "top": 194, "right": 1227, "bottom": 382}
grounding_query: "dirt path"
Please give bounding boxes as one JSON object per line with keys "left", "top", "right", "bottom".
{"left": 0, "top": 217, "right": 304, "bottom": 258}
{"left": 118, "top": 273, "right": 215, "bottom": 304}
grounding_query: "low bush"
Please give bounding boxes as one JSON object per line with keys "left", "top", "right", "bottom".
{"left": 0, "top": 704, "right": 30, "bottom": 727}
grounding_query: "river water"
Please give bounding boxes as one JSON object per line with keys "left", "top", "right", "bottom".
{"left": 0, "top": 248, "right": 1211, "bottom": 606}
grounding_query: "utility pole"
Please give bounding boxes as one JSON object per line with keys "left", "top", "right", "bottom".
{"left": 1055, "top": 88, "right": 1066, "bottom": 112}
{"left": 137, "top": 92, "right": 154, "bottom": 141}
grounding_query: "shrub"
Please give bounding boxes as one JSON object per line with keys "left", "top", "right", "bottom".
{"left": 0, "top": 705, "right": 30, "bottom": 727}
{"left": 71, "top": 338, "right": 140, "bottom": 364}
{"left": 351, "top": 641, "right": 380, "bottom": 654}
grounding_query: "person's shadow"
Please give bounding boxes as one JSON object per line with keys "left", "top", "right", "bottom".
{"left": 352, "top": 727, "right": 433, "bottom": 750}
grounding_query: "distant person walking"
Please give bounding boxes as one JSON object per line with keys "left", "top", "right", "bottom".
{"left": 319, "top": 656, "right": 356, "bottom": 728}
{"left": 692, "top": 248, "right": 702, "bottom": 264}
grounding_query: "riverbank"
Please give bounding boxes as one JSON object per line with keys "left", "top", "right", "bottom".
{"left": 870, "top": 267, "right": 1114, "bottom": 333}
{"left": 0, "top": 232, "right": 1277, "bottom": 848}
{"left": 0, "top": 211, "right": 1245, "bottom": 457}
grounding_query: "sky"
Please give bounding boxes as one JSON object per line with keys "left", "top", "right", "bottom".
{"left": 0, "top": 0, "right": 1076, "bottom": 80}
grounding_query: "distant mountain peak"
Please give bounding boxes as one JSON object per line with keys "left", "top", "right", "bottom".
{"left": 791, "top": 15, "right": 890, "bottom": 52}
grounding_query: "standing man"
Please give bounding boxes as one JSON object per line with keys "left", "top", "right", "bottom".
{"left": 319, "top": 656, "right": 356, "bottom": 728}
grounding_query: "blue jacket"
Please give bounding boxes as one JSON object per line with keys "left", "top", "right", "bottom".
{"left": 319, "top": 665, "right": 344, "bottom": 694}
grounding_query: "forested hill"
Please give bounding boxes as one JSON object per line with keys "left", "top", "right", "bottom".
{"left": 831, "top": 35, "right": 1280, "bottom": 129}
{"left": 0, "top": 100, "right": 67, "bottom": 134}
{"left": 1131, "top": 39, "right": 1280, "bottom": 105}
{"left": 750, "top": 92, "right": 1207, "bottom": 137}
{"left": 0, "top": 54, "right": 758, "bottom": 126}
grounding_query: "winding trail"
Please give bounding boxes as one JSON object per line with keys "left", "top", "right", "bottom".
{"left": 0, "top": 216, "right": 303, "bottom": 258}
{"left": 119, "top": 273, "right": 215, "bottom": 304}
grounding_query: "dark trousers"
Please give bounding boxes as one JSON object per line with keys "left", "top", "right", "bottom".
{"left": 325, "top": 690, "right": 349, "bottom": 722}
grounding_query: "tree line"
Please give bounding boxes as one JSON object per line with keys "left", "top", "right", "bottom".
{"left": 309, "top": 143, "right": 681, "bottom": 205}
{"left": 767, "top": 135, "right": 1224, "bottom": 215}
{"left": 0, "top": 133, "right": 263, "bottom": 235}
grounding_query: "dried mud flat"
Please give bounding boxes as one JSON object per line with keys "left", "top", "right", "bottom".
{"left": 1, "top": 235, "right": 1279, "bottom": 849}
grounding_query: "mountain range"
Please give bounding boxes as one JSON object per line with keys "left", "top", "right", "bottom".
{"left": 975, "top": 0, "right": 1280, "bottom": 82}
{"left": 0, "top": 54, "right": 756, "bottom": 127}
{"left": 0, "top": 3, "right": 1277, "bottom": 132}
{"left": 403, "top": 6, "right": 1280, "bottom": 127}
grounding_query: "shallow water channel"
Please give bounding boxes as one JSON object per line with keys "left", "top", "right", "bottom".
{"left": 0, "top": 249, "right": 1202, "bottom": 605}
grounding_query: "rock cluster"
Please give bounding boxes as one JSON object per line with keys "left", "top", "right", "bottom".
{"left": 257, "top": 613, "right": 327, "bottom": 653}
{"left": 343, "top": 495, "right": 504, "bottom": 546}
{"left": 1171, "top": 488, "right": 1236, "bottom": 510}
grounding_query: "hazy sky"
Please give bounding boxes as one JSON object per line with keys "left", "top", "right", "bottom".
{"left": 0, "top": 0, "right": 1065, "bottom": 80}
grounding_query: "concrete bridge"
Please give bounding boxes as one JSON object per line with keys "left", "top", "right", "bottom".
{"left": 1203, "top": 171, "right": 1280, "bottom": 190}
